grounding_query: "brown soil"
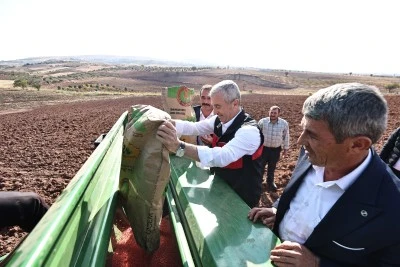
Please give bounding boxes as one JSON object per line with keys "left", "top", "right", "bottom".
{"left": 1, "top": 93, "right": 399, "bottom": 257}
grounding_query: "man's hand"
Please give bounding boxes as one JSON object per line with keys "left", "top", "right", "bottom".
{"left": 200, "top": 134, "right": 213, "bottom": 146}
{"left": 282, "top": 149, "right": 288, "bottom": 158}
{"left": 248, "top": 207, "right": 276, "bottom": 229}
{"left": 156, "top": 120, "right": 180, "bottom": 152}
{"left": 270, "top": 241, "right": 320, "bottom": 267}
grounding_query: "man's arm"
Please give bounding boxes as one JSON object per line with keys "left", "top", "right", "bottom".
{"left": 282, "top": 121, "right": 290, "bottom": 157}
{"left": 258, "top": 118, "right": 264, "bottom": 129}
{"left": 156, "top": 120, "right": 201, "bottom": 162}
{"left": 197, "top": 125, "right": 260, "bottom": 167}
{"left": 180, "top": 141, "right": 200, "bottom": 162}
{"left": 157, "top": 121, "right": 261, "bottom": 167}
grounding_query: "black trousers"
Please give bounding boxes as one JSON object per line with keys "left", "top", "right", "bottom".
{"left": 0, "top": 191, "right": 49, "bottom": 232}
{"left": 261, "top": 146, "right": 281, "bottom": 183}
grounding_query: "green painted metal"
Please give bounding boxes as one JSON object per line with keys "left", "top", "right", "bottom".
{"left": 0, "top": 254, "right": 8, "bottom": 262}
{"left": 44, "top": 126, "right": 123, "bottom": 266}
{"left": 1, "top": 110, "right": 279, "bottom": 267}
{"left": 169, "top": 156, "right": 280, "bottom": 267}
{"left": 165, "top": 184, "right": 196, "bottom": 267}
{"left": 3, "top": 111, "right": 128, "bottom": 267}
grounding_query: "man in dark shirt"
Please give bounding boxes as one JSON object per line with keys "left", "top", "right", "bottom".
{"left": 0, "top": 191, "right": 49, "bottom": 232}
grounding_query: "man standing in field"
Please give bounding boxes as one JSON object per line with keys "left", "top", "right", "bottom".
{"left": 193, "top": 84, "right": 214, "bottom": 146}
{"left": 157, "top": 80, "right": 264, "bottom": 207}
{"left": 258, "top": 106, "right": 290, "bottom": 192}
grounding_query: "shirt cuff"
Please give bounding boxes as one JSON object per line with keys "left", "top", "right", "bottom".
{"left": 175, "top": 120, "right": 184, "bottom": 136}
{"left": 197, "top": 145, "right": 213, "bottom": 167}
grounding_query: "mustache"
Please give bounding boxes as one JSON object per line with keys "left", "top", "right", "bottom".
{"left": 202, "top": 103, "right": 211, "bottom": 107}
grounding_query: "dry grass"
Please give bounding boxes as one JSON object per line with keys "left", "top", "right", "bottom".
{"left": 0, "top": 80, "right": 14, "bottom": 89}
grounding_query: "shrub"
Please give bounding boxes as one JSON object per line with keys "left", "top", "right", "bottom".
{"left": 13, "top": 79, "right": 28, "bottom": 89}
{"left": 32, "top": 83, "right": 41, "bottom": 91}
{"left": 385, "top": 83, "right": 400, "bottom": 93}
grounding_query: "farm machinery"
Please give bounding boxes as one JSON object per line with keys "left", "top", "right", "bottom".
{"left": 0, "top": 111, "right": 279, "bottom": 267}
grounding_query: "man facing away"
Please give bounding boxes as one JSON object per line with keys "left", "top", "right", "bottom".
{"left": 157, "top": 80, "right": 264, "bottom": 208}
{"left": 248, "top": 83, "right": 400, "bottom": 266}
{"left": 193, "top": 84, "right": 214, "bottom": 146}
{"left": 258, "top": 106, "right": 290, "bottom": 192}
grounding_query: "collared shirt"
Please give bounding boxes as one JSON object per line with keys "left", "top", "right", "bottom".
{"left": 258, "top": 117, "right": 289, "bottom": 149}
{"left": 199, "top": 109, "right": 214, "bottom": 121}
{"left": 175, "top": 110, "right": 261, "bottom": 168}
{"left": 279, "top": 149, "right": 372, "bottom": 244}
{"left": 198, "top": 109, "right": 214, "bottom": 146}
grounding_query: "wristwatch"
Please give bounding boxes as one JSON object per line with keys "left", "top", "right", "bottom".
{"left": 175, "top": 142, "right": 185, "bottom": 157}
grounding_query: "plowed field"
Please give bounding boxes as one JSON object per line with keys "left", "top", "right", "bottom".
{"left": 1, "top": 93, "right": 399, "bottom": 257}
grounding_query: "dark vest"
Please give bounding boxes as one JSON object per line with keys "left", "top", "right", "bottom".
{"left": 193, "top": 105, "right": 201, "bottom": 122}
{"left": 193, "top": 105, "right": 201, "bottom": 145}
{"left": 380, "top": 127, "right": 400, "bottom": 177}
{"left": 211, "top": 110, "right": 264, "bottom": 207}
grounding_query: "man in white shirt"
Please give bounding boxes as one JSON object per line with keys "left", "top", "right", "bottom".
{"left": 258, "top": 106, "right": 290, "bottom": 191}
{"left": 157, "top": 80, "right": 264, "bottom": 207}
{"left": 193, "top": 84, "right": 214, "bottom": 146}
{"left": 248, "top": 83, "right": 400, "bottom": 266}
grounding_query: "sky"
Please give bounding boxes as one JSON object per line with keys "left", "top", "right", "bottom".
{"left": 0, "top": 0, "right": 399, "bottom": 74}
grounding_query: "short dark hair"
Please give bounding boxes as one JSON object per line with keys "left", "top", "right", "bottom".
{"left": 270, "top": 105, "right": 281, "bottom": 113}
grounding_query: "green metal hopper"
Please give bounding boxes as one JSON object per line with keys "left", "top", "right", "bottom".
{"left": 0, "top": 111, "right": 279, "bottom": 267}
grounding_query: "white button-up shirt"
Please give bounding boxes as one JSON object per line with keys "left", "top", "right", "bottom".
{"left": 175, "top": 110, "right": 261, "bottom": 168}
{"left": 199, "top": 109, "right": 214, "bottom": 121}
{"left": 279, "top": 150, "right": 372, "bottom": 244}
{"left": 197, "top": 109, "right": 214, "bottom": 146}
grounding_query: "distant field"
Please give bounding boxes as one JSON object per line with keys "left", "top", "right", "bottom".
{"left": 1, "top": 60, "right": 400, "bottom": 99}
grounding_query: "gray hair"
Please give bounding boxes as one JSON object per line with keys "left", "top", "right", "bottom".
{"left": 302, "top": 83, "right": 387, "bottom": 144}
{"left": 210, "top": 80, "right": 241, "bottom": 103}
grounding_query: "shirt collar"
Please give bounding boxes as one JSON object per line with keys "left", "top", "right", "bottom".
{"left": 221, "top": 108, "right": 242, "bottom": 133}
{"left": 267, "top": 117, "right": 280, "bottom": 124}
{"left": 312, "top": 149, "right": 372, "bottom": 191}
{"left": 200, "top": 109, "right": 214, "bottom": 118}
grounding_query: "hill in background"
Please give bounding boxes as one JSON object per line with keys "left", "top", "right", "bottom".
{"left": 1, "top": 55, "right": 399, "bottom": 96}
